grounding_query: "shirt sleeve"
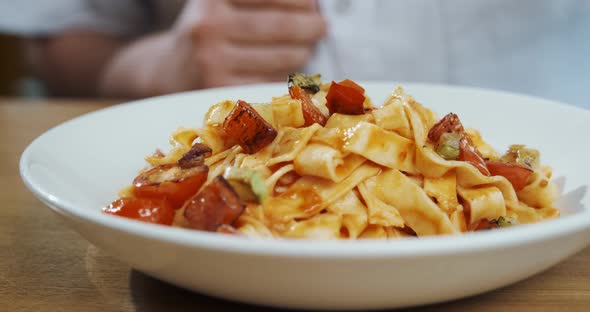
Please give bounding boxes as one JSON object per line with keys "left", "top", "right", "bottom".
{"left": 0, "top": 0, "right": 150, "bottom": 37}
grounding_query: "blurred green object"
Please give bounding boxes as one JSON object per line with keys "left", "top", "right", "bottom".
{"left": 0, "top": 34, "right": 25, "bottom": 96}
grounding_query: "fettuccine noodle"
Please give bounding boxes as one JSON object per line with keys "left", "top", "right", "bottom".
{"left": 106, "top": 78, "right": 559, "bottom": 239}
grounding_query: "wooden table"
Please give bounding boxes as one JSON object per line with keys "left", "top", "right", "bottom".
{"left": 1, "top": 97, "right": 589, "bottom": 311}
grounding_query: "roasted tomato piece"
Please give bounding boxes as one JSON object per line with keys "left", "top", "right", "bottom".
{"left": 223, "top": 100, "right": 278, "bottom": 154}
{"left": 289, "top": 85, "right": 327, "bottom": 126}
{"left": 178, "top": 143, "right": 212, "bottom": 169}
{"left": 183, "top": 176, "right": 246, "bottom": 231}
{"left": 459, "top": 138, "right": 490, "bottom": 176}
{"left": 429, "top": 113, "right": 490, "bottom": 175}
{"left": 325, "top": 80, "right": 366, "bottom": 115}
{"left": 133, "top": 164, "right": 209, "bottom": 209}
{"left": 103, "top": 197, "right": 174, "bottom": 225}
{"left": 338, "top": 79, "right": 365, "bottom": 94}
{"left": 427, "top": 113, "right": 465, "bottom": 142}
{"left": 486, "top": 161, "right": 533, "bottom": 191}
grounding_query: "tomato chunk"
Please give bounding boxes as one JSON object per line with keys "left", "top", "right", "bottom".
{"left": 325, "top": 80, "right": 366, "bottom": 115}
{"left": 427, "top": 113, "right": 464, "bottom": 142}
{"left": 183, "top": 176, "right": 246, "bottom": 231}
{"left": 103, "top": 197, "right": 174, "bottom": 225}
{"left": 289, "top": 85, "right": 327, "bottom": 126}
{"left": 486, "top": 161, "right": 533, "bottom": 191}
{"left": 223, "top": 100, "right": 278, "bottom": 154}
{"left": 429, "top": 113, "right": 490, "bottom": 175}
{"left": 133, "top": 164, "right": 209, "bottom": 209}
{"left": 459, "top": 138, "right": 490, "bottom": 176}
{"left": 338, "top": 79, "right": 365, "bottom": 94}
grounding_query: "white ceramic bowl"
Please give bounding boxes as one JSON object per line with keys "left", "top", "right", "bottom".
{"left": 20, "top": 83, "right": 590, "bottom": 310}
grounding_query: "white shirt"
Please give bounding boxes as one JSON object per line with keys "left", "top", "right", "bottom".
{"left": 1, "top": 0, "right": 588, "bottom": 108}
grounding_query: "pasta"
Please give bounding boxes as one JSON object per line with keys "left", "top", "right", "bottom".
{"left": 103, "top": 74, "right": 560, "bottom": 239}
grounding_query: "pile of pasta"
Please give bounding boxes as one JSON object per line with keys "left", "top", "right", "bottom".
{"left": 106, "top": 76, "right": 559, "bottom": 239}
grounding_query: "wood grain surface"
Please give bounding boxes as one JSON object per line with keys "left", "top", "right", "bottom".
{"left": 1, "top": 97, "right": 589, "bottom": 312}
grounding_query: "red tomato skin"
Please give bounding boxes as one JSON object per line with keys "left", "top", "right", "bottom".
{"left": 459, "top": 138, "right": 490, "bottom": 176}
{"left": 133, "top": 165, "right": 208, "bottom": 209}
{"left": 223, "top": 100, "right": 278, "bottom": 154}
{"left": 103, "top": 197, "right": 175, "bottom": 225}
{"left": 338, "top": 79, "right": 365, "bottom": 94}
{"left": 486, "top": 161, "right": 533, "bottom": 191}
{"left": 325, "top": 80, "right": 366, "bottom": 115}
{"left": 289, "top": 85, "right": 327, "bottom": 126}
{"left": 183, "top": 176, "right": 246, "bottom": 231}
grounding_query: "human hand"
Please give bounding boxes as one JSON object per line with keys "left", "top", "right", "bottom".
{"left": 167, "top": 0, "right": 327, "bottom": 90}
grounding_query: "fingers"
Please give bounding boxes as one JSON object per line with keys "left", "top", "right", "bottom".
{"left": 200, "top": 72, "right": 286, "bottom": 89}
{"left": 226, "top": 44, "right": 313, "bottom": 74}
{"left": 227, "top": 0, "right": 316, "bottom": 10}
{"left": 226, "top": 9, "right": 327, "bottom": 44}
{"left": 192, "top": 43, "right": 298, "bottom": 88}
{"left": 177, "top": 0, "right": 324, "bottom": 89}
{"left": 183, "top": 0, "right": 326, "bottom": 44}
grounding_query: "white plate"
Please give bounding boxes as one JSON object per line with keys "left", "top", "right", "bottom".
{"left": 20, "top": 83, "right": 590, "bottom": 310}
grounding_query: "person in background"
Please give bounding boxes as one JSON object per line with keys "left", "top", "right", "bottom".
{"left": 0, "top": 0, "right": 588, "bottom": 108}
{"left": 11, "top": 0, "right": 327, "bottom": 97}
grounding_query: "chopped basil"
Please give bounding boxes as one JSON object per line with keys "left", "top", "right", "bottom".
{"left": 223, "top": 167, "right": 269, "bottom": 203}
{"left": 494, "top": 216, "right": 519, "bottom": 227}
{"left": 435, "top": 132, "right": 461, "bottom": 160}
{"left": 288, "top": 73, "right": 322, "bottom": 93}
